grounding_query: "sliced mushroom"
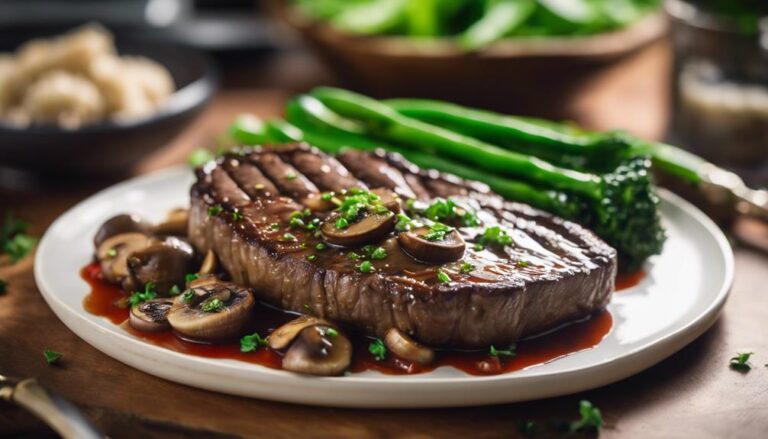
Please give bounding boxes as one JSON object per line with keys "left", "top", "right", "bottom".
{"left": 97, "top": 232, "right": 154, "bottom": 283}
{"left": 198, "top": 249, "right": 217, "bottom": 276}
{"left": 94, "top": 214, "right": 151, "bottom": 248}
{"left": 398, "top": 227, "right": 466, "bottom": 263}
{"left": 321, "top": 210, "right": 395, "bottom": 247}
{"left": 127, "top": 237, "right": 195, "bottom": 295}
{"left": 167, "top": 281, "right": 255, "bottom": 342}
{"left": 371, "top": 188, "right": 402, "bottom": 213}
{"left": 282, "top": 325, "right": 352, "bottom": 376}
{"left": 154, "top": 208, "right": 189, "bottom": 236}
{"left": 130, "top": 298, "right": 174, "bottom": 332}
{"left": 384, "top": 328, "right": 435, "bottom": 365}
{"left": 268, "top": 315, "right": 334, "bottom": 350}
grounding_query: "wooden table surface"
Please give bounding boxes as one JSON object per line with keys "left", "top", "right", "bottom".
{"left": 2, "top": 44, "right": 768, "bottom": 439}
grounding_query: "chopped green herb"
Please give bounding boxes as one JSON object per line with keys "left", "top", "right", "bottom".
{"left": 459, "top": 262, "right": 474, "bottom": 274}
{"left": 437, "top": 270, "right": 451, "bottom": 283}
{"left": 474, "top": 243, "right": 484, "bottom": 251}
{"left": 421, "top": 198, "right": 480, "bottom": 227}
{"left": 423, "top": 222, "right": 453, "bottom": 241}
{"left": 303, "top": 303, "right": 312, "bottom": 312}
{"left": 489, "top": 344, "right": 516, "bottom": 357}
{"left": 321, "top": 191, "right": 335, "bottom": 201}
{"left": 730, "top": 352, "right": 754, "bottom": 372}
{"left": 302, "top": 208, "right": 311, "bottom": 217}
{"left": 185, "top": 273, "right": 200, "bottom": 283}
{"left": 299, "top": 242, "right": 308, "bottom": 249}
{"left": 517, "top": 260, "right": 530, "bottom": 268}
{"left": 477, "top": 226, "right": 513, "bottom": 248}
{"left": 231, "top": 210, "right": 243, "bottom": 221}
{"left": 128, "top": 282, "right": 157, "bottom": 307}
{"left": 395, "top": 213, "right": 412, "bottom": 232}
{"left": 334, "top": 189, "right": 387, "bottom": 227}
{"left": 347, "top": 252, "right": 360, "bottom": 260}
{"left": 570, "top": 400, "right": 603, "bottom": 433}
{"left": 325, "top": 327, "right": 339, "bottom": 338}
{"left": 106, "top": 248, "right": 118, "bottom": 258}
{"left": 306, "top": 254, "right": 318, "bottom": 262}
{"left": 281, "top": 233, "right": 297, "bottom": 242}
{"left": 369, "top": 338, "right": 387, "bottom": 361}
{"left": 201, "top": 298, "right": 224, "bottom": 313}
{"left": 316, "top": 242, "right": 327, "bottom": 250}
{"left": 207, "top": 205, "right": 223, "bottom": 216}
{"left": 370, "top": 247, "right": 387, "bottom": 260}
{"left": 168, "top": 285, "right": 181, "bottom": 296}
{"left": 285, "top": 171, "right": 297, "bottom": 180}
{"left": 182, "top": 290, "right": 195, "bottom": 302}
{"left": 518, "top": 420, "right": 536, "bottom": 435}
{"left": 0, "top": 278, "right": 6, "bottom": 294}
{"left": 268, "top": 222, "right": 280, "bottom": 231}
{"left": 359, "top": 260, "right": 375, "bottom": 273}
{"left": 289, "top": 217, "right": 305, "bottom": 229}
{"left": 43, "top": 349, "right": 62, "bottom": 365}
{"left": 4, "top": 234, "right": 37, "bottom": 262}
{"left": 187, "top": 147, "right": 214, "bottom": 167}
{"left": 240, "top": 332, "right": 268, "bottom": 353}
{"left": 335, "top": 217, "right": 349, "bottom": 229}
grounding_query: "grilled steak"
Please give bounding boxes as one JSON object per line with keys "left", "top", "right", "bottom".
{"left": 189, "top": 144, "right": 616, "bottom": 348}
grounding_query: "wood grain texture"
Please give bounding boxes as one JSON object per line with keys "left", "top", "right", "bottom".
{"left": 2, "top": 47, "right": 767, "bottom": 439}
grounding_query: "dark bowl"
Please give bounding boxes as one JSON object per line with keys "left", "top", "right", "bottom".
{"left": 0, "top": 31, "right": 218, "bottom": 176}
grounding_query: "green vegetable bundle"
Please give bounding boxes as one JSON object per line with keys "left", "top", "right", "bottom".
{"left": 292, "top": 0, "right": 661, "bottom": 50}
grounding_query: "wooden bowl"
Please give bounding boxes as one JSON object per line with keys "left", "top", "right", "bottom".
{"left": 269, "top": 1, "right": 667, "bottom": 118}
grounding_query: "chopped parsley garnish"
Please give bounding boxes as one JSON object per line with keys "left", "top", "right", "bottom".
{"left": 168, "top": 285, "right": 181, "bottom": 296}
{"left": 423, "top": 222, "right": 453, "bottom": 241}
{"left": 335, "top": 217, "right": 349, "bottom": 229}
{"left": 395, "top": 213, "right": 412, "bottom": 232}
{"left": 321, "top": 191, "right": 335, "bottom": 201}
{"left": 459, "top": 262, "right": 474, "bottom": 274}
{"left": 518, "top": 420, "right": 536, "bottom": 435}
{"left": 207, "top": 205, "right": 223, "bottom": 216}
{"left": 240, "top": 332, "right": 268, "bottom": 353}
{"left": 182, "top": 290, "right": 195, "bottom": 302}
{"left": 187, "top": 147, "right": 214, "bottom": 167}
{"left": 437, "top": 270, "right": 451, "bottom": 283}
{"left": 128, "top": 282, "right": 157, "bottom": 307}
{"left": 517, "top": 260, "right": 530, "bottom": 268}
{"left": 477, "top": 226, "right": 513, "bottom": 248}
{"left": 325, "top": 327, "right": 339, "bottom": 338}
{"left": 285, "top": 171, "right": 297, "bottom": 180}
{"left": 306, "top": 254, "right": 318, "bottom": 262}
{"left": 359, "top": 260, "right": 374, "bottom": 274}
{"left": 369, "top": 338, "right": 387, "bottom": 361}
{"left": 231, "top": 210, "right": 243, "bottom": 221}
{"left": 106, "top": 248, "right": 118, "bottom": 258}
{"left": 201, "top": 298, "right": 224, "bottom": 313}
{"left": 268, "top": 222, "right": 280, "bottom": 231}
{"left": 0, "top": 278, "right": 6, "bottom": 294}
{"left": 347, "top": 252, "right": 360, "bottom": 260}
{"left": 570, "top": 400, "right": 603, "bottom": 433}
{"left": 370, "top": 246, "right": 387, "bottom": 260}
{"left": 316, "top": 242, "right": 327, "bottom": 250}
{"left": 303, "top": 303, "right": 312, "bottom": 312}
{"left": 729, "top": 352, "right": 754, "bottom": 372}
{"left": 281, "top": 233, "right": 297, "bottom": 242}
{"left": 185, "top": 273, "right": 200, "bottom": 283}
{"left": 489, "top": 344, "right": 516, "bottom": 357}
{"left": 474, "top": 243, "right": 485, "bottom": 251}
{"left": 421, "top": 198, "right": 480, "bottom": 227}
{"left": 1, "top": 212, "right": 37, "bottom": 263}
{"left": 43, "top": 349, "right": 62, "bottom": 365}
{"left": 289, "top": 217, "right": 305, "bottom": 229}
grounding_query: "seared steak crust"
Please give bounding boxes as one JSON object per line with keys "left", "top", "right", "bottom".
{"left": 189, "top": 143, "right": 616, "bottom": 348}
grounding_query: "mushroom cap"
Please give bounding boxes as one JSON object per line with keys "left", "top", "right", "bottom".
{"left": 371, "top": 188, "right": 402, "bottom": 214}
{"left": 268, "top": 315, "right": 335, "bottom": 350}
{"left": 127, "top": 236, "right": 195, "bottom": 295}
{"left": 153, "top": 208, "right": 189, "bottom": 236}
{"left": 321, "top": 210, "right": 396, "bottom": 248}
{"left": 398, "top": 227, "right": 466, "bottom": 263}
{"left": 384, "top": 328, "right": 435, "bottom": 365}
{"left": 282, "top": 325, "right": 352, "bottom": 376}
{"left": 129, "top": 298, "right": 174, "bottom": 332}
{"left": 93, "top": 214, "right": 151, "bottom": 248}
{"left": 167, "top": 281, "right": 255, "bottom": 342}
{"left": 97, "top": 232, "right": 154, "bottom": 283}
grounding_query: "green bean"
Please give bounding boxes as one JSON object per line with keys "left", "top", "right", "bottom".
{"left": 459, "top": 0, "right": 536, "bottom": 50}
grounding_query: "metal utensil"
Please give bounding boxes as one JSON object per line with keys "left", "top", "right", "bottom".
{"left": 0, "top": 374, "right": 102, "bottom": 439}
{"left": 698, "top": 163, "right": 768, "bottom": 222}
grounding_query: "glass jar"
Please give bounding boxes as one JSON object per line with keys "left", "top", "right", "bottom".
{"left": 667, "top": 0, "right": 768, "bottom": 186}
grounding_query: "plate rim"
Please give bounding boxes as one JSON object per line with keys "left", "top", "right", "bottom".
{"left": 33, "top": 166, "right": 734, "bottom": 406}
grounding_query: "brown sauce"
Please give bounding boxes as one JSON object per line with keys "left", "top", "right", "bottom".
{"left": 81, "top": 263, "right": 613, "bottom": 376}
{"left": 615, "top": 270, "right": 646, "bottom": 291}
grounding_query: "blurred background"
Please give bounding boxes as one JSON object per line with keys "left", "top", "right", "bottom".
{"left": 0, "top": 0, "right": 765, "bottom": 199}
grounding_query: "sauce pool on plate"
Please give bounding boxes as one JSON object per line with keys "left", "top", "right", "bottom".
{"left": 82, "top": 262, "right": 613, "bottom": 376}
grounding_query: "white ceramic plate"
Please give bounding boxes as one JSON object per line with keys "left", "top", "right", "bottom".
{"left": 34, "top": 166, "right": 734, "bottom": 408}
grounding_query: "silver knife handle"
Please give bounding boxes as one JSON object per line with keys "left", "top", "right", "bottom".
{"left": 699, "top": 163, "right": 768, "bottom": 222}
{"left": 9, "top": 378, "right": 102, "bottom": 439}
